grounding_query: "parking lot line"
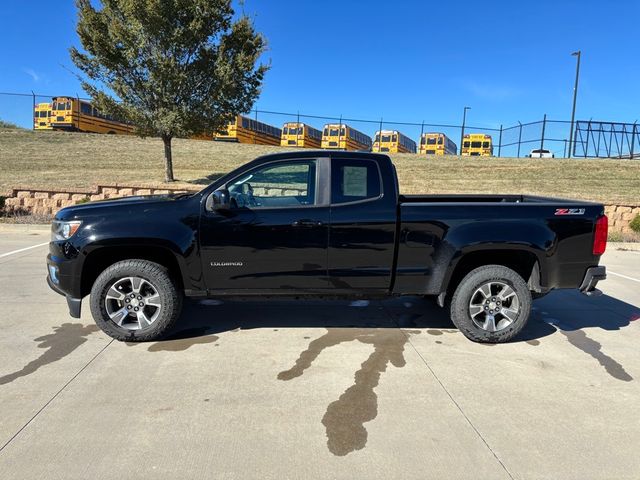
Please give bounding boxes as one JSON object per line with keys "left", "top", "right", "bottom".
{"left": 608, "top": 270, "right": 640, "bottom": 284}
{"left": 0, "top": 242, "right": 49, "bottom": 259}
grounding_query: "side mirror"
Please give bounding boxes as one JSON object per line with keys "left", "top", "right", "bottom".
{"left": 207, "top": 189, "right": 231, "bottom": 211}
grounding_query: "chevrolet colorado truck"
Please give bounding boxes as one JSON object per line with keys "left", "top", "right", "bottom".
{"left": 47, "top": 151, "right": 608, "bottom": 343}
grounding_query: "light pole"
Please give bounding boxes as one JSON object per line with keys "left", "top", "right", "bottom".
{"left": 460, "top": 106, "right": 471, "bottom": 155}
{"left": 568, "top": 50, "right": 581, "bottom": 158}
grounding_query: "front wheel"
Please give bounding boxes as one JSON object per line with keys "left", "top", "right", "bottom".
{"left": 449, "top": 265, "right": 532, "bottom": 343}
{"left": 89, "top": 259, "right": 183, "bottom": 342}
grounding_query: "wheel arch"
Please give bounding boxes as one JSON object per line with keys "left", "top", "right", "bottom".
{"left": 443, "top": 248, "right": 541, "bottom": 300}
{"left": 80, "top": 245, "right": 184, "bottom": 298}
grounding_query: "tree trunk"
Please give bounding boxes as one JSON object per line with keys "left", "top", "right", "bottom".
{"left": 162, "top": 134, "right": 175, "bottom": 182}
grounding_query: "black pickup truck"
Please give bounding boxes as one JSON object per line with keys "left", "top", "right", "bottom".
{"left": 47, "top": 151, "right": 608, "bottom": 343}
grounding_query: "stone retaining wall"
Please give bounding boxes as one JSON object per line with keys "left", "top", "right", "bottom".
{"left": 2, "top": 184, "right": 200, "bottom": 217}
{"left": 2, "top": 186, "right": 638, "bottom": 233}
{"left": 604, "top": 205, "right": 640, "bottom": 234}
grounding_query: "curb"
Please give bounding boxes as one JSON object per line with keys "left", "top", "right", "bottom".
{"left": 610, "top": 242, "right": 640, "bottom": 251}
{"left": 0, "top": 223, "right": 50, "bottom": 234}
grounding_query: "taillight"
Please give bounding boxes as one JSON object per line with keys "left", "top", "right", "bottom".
{"left": 593, "top": 215, "right": 608, "bottom": 256}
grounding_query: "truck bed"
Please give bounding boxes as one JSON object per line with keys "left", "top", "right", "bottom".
{"left": 394, "top": 193, "right": 604, "bottom": 297}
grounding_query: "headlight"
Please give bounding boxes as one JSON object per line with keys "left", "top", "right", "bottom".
{"left": 51, "top": 220, "right": 82, "bottom": 241}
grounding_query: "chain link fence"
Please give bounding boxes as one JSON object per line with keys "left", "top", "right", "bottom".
{"left": 2, "top": 91, "right": 638, "bottom": 159}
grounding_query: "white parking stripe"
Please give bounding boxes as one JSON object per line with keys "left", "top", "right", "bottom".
{"left": 0, "top": 242, "right": 49, "bottom": 258}
{"left": 609, "top": 270, "right": 640, "bottom": 284}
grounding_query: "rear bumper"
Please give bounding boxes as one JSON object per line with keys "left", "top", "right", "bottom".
{"left": 579, "top": 266, "right": 606, "bottom": 296}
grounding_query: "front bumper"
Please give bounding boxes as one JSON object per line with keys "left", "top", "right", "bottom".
{"left": 47, "top": 249, "right": 83, "bottom": 319}
{"left": 579, "top": 266, "right": 606, "bottom": 296}
{"left": 47, "top": 274, "right": 82, "bottom": 318}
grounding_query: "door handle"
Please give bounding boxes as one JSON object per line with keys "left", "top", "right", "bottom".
{"left": 292, "top": 219, "right": 323, "bottom": 227}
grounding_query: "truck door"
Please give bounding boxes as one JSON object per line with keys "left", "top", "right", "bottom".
{"left": 200, "top": 158, "right": 330, "bottom": 292}
{"left": 328, "top": 157, "right": 397, "bottom": 291}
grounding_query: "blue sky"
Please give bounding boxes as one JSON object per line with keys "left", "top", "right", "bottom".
{"left": 1, "top": 0, "right": 639, "bottom": 143}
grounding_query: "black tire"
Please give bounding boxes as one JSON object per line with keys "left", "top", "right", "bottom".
{"left": 89, "top": 259, "right": 182, "bottom": 342}
{"left": 449, "top": 265, "right": 531, "bottom": 343}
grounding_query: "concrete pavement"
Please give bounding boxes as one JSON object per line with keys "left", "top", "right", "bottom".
{"left": 1, "top": 226, "right": 639, "bottom": 479}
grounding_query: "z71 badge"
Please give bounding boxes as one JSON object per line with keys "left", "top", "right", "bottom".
{"left": 555, "top": 208, "right": 585, "bottom": 216}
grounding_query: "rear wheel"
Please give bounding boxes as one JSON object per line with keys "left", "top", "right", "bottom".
{"left": 89, "top": 259, "right": 182, "bottom": 342}
{"left": 449, "top": 265, "right": 531, "bottom": 343}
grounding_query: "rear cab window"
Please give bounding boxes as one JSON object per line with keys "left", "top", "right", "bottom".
{"left": 331, "top": 158, "right": 382, "bottom": 205}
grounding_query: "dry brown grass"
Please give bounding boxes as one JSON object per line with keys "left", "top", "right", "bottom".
{"left": 1, "top": 128, "right": 639, "bottom": 204}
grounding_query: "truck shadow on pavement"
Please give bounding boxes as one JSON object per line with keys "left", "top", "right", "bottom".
{"left": 165, "top": 291, "right": 639, "bottom": 345}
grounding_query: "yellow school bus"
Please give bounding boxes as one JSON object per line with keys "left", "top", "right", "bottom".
{"left": 280, "top": 122, "right": 322, "bottom": 148}
{"left": 372, "top": 130, "right": 417, "bottom": 153}
{"left": 461, "top": 133, "right": 493, "bottom": 156}
{"left": 48, "top": 97, "right": 134, "bottom": 134}
{"left": 419, "top": 133, "right": 457, "bottom": 155}
{"left": 215, "top": 115, "right": 282, "bottom": 145}
{"left": 321, "top": 123, "right": 372, "bottom": 151}
{"left": 34, "top": 102, "right": 52, "bottom": 130}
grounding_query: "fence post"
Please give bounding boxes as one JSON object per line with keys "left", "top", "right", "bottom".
{"left": 563, "top": 140, "right": 567, "bottom": 158}
{"left": 377, "top": 117, "right": 383, "bottom": 152}
{"left": 31, "top": 90, "right": 36, "bottom": 130}
{"left": 76, "top": 93, "right": 81, "bottom": 131}
{"left": 296, "top": 110, "right": 300, "bottom": 147}
{"left": 497, "top": 125, "right": 503, "bottom": 157}
{"left": 540, "top": 114, "right": 547, "bottom": 152}
{"left": 583, "top": 120, "right": 591, "bottom": 158}
{"left": 517, "top": 121, "right": 523, "bottom": 157}
{"left": 420, "top": 121, "right": 424, "bottom": 154}
{"left": 254, "top": 108, "right": 258, "bottom": 144}
{"left": 630, "top": 122, "right": 637, "bottom": 159}
{"left": 338, "top": 114, "right": 342, "bottom": 149}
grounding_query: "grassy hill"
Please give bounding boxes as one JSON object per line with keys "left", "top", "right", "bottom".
{"left": 1, "top": 128, "right": 639, "bottom": 204}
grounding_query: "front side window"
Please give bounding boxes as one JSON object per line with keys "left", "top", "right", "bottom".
{"left": 482, "top": 141, "right": 490, "bottom": 148}
{"left": 331, "top": 158, "right": 381, "bottom": 204}
{"left": 463, "top": 141, "right": 470, "bottom": 148}
{"left": 228, "top": 160, "right": 316, "bottom": 208}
